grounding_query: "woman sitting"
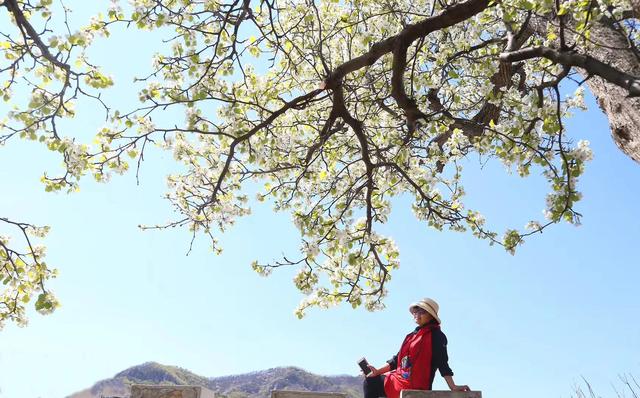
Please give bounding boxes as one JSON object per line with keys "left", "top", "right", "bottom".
{"left": 363, "top": 298, "right": 470, "bottom": 398}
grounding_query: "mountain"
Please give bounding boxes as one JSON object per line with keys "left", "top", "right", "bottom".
{"left": 66, "top": 362, "right": 362, "bottom": 398}
{"left": 67, "top": 362, "right": 212, "bottom": 398}
{"left": 209, "top": 366, "right": 361, "bottom": 398}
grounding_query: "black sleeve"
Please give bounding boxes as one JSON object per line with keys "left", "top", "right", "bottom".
{"left": 387, "top": 354, "right": 398, "bottom": 370}
{"left": 432, "top": 330, "right": 454, "bottom": 377}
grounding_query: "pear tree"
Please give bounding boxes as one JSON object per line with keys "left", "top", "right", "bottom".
{"left": 1, "top": 0, "right": 639, "bottom": 324}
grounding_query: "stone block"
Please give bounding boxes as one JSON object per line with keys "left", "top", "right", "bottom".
{"left": 271, "top": 390, "right": 347, "bottom": 398}
{"left": 130, "top": 384, "right": 216, "bottom": 398}
{"left": 400, "top": 390, "right": 482, "bottom": 398}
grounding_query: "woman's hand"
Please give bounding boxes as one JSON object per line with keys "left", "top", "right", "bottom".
{"left": 444, "top": 375, "right": 470, "bottom": 391}
{"left": 365, "top": 362, "right": 391, "bottom": 377}
{"left": 365, "top": 365, "right": 379, "bottom": 377}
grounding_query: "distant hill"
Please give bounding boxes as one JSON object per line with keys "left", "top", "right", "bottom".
{"left": 66, "top": 362, "right": 362, "bottom": 398}
{"left": 209, "top": 366, "right": 361, "bottom": 398}
{"left": 66, "top": 362, "right": 212, "bottom": 398}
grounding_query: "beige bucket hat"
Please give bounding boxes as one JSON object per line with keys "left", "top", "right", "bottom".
{"left": 409, "top": 298, "right": 441, "bottom": 324}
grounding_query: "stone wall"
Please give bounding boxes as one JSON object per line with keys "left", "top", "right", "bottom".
{"left": 130, "top": 384, "right": 216, "bottom": 398}
{"left": 271, "top": 390, "right": 347, "bottom": 398}
{"left": 400, "top": 390, "right": 482, "bottom": 398}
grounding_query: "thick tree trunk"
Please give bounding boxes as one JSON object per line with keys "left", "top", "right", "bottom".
{"left": 633, "top": 0, "right": 640, "bottom": 17}
{"left": 581, "top": 19, "right": 640, "bottom": 163}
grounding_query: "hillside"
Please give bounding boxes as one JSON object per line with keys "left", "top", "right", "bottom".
{"left": 66, "top": 362, "right": 361, "bottom": 398}
{"left": 209, "top": 366, "right": 361, "bottom": 398}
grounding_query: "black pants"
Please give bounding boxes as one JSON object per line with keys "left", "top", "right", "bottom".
{"left": 363, "top": 375, "right": 386, "bottom": 398}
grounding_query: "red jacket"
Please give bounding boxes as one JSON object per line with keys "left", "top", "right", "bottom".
{"left": 383, "top": 323, "right": 452, "bottom": 398}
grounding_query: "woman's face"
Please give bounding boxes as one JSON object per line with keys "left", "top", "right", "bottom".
{"left": 411, "top": 307, "right": 433, "bottom": 326}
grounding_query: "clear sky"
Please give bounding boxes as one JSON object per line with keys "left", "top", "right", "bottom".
{"left": 1, "top": 2, "right": 639, "bottom": 398}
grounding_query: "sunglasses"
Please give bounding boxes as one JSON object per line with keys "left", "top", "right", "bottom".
{"left": 411, "top": 308, "right": 428, "bottom": 316}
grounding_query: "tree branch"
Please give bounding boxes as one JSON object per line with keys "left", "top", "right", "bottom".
{"left": 323, "top": 0, "right": 490, "bottom": 89}
{"left": 4, "top": 0, "right": 71, "bottom": 74}
{"left": 500, "top": 46, "right": 640, "bottom": 96}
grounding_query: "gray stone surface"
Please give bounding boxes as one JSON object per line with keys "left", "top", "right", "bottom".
{"left": 271, "top": 390, "right": 347, "bottom": 398}
{"left": 130, "top": 385, "right": 215, "bottom": 398}
{"left": 400, "top": 390, "right": 482, "bottom": 398}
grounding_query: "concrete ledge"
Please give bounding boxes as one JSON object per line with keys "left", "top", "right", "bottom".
{"left": 271, "top": 390, "right": 347, "bottom": 398}
{"left": 400, "top": 390, "right": 482, "bottom": 398}
{"left": 130, "top": 384, "right": 216, "bottom": 398}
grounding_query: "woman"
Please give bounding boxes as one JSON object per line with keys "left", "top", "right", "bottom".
{"left": 363, "top": 298, "right": 470, "bottom": 398}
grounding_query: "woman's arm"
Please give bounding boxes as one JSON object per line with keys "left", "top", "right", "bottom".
{"left": 366, "top": 362, "right": 391, "bottom": 377}
{"left": 434, "top": 331, "right": 471, "bottom": 391}
{"left": 444, "top": 375, "right": 470, "bottom": 391}
{"left": 364, "top": 352, "right": 397, "bottom": 377}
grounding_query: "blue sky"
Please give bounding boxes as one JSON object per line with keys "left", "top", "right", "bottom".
{"left": 1, "top": 2, "right": 640, "bottom": 398}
